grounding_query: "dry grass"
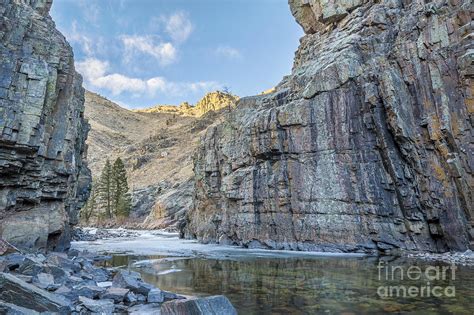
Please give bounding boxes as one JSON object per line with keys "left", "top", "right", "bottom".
{"left": 84, "top": 90, "right": 230, "bottom": 191}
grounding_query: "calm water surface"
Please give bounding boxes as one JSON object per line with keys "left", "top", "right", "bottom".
{"left": 101, "top": 255, "right": 474, "bottom": 314}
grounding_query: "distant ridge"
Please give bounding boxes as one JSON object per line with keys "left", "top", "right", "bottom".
{"left": 134, "top": 91, "right": 239, "bottom": 117}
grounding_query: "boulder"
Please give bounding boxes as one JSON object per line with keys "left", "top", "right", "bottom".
{"left": 0, "top": 273, "right": 71, "bottom": 313}
{"left": 0, "top": 302, "right": 39, "bottom": 315}
{"left": 101, "top": 287, "right": 130, "bottom": 303}
{"left": 128, "top": 303, "right": 162, "bottom": 314}
{"left": 136, "top": 282, "right": 155, "bottom": 295}
{"left": 81, "top": 265, "right": 109, "bottom": 282}
{"left": 147, "top": 288, "right": 164, "bottom": 303}
{"left": 17, "top": 258, "right": 44, "bottom": 277}
{"left": 32, "top": 273, "right": 55, "bottom": 290}
{"left": 79, "top": 296, "right": 115, "bottom": 314}
{"left": 163, "top": 290, "right": 185, "bottom": 302}
{"left": 44, "top": 265, "right": 69, "bottom": 284}
{"left": 161, "top": 295, "right": 237, "bottom": 315}
{"left": 54, "top": 285, "right": 79, "bottom": 302}
{"left": 125, "top": 291, "right": 138, "bottom": 305}
{"left": 46, "top": 253, "right": 81, "bottom": 273}
{"left": 75, "top": 285, "right": 106, "bottom": 299}
{"left": 112, "top": 270, "right": 141, "bottom": 291}
{"left": 2, "top": 254, "right": 26, "bottom": 272}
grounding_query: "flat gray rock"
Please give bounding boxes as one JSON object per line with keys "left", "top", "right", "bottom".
{"left": 101, "top": 286, "right": 130, "bottom": 303}
{"left": 0, "top": 273, "right": 71, "bottom": 314}
{"left": 0, "top": 301, "right": 39, "bottom": 315}
{"left": 79, "top": 296, "right": 115, "bottom": 314}
{"left": 147, "top": 288, "right": 164, "bottom": 303}
{"left": 161, "top": 295, "right": 237, "bottom": 315}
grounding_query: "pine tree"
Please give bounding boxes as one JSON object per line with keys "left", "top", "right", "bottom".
{"left": 98, "top": 159, "right": 113, "bottom": 219}
{"left": 112, "top": 157, "right": 131, "bottom": 217}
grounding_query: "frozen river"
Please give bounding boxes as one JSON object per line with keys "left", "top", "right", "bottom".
{"left": 72, "top": 229, "right": 474, "bottom": 314}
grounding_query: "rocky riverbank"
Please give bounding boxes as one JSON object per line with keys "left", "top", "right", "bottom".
{"left": 407, "top": 250, "right": 474, "bottom": 267}
{"left": 0, "top": 249, "right": 236, "bottom": 314}
{"left": 72, "top": 228, "right": 142, "bottom": 242}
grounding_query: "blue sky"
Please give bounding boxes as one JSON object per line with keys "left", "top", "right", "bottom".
{"left": 51, "top": 0, "right": 303, "bottom": 109}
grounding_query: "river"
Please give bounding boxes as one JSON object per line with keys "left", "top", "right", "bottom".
{"left": 73, "top": 230, "right": 474, "bottom": 314}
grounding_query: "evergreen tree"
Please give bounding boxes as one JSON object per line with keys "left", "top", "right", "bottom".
{"left": 112, "top": 157, "right": 131, "bottom": 217}
{"left": 98, "top": 159, "right": 113, "bottom": 219}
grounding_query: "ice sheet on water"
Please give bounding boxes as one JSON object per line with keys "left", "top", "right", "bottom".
{"left": 157, "top": 269, "right": 183, "bottom": 275}
{"left": 72, "top": 229, "right": 366, "bottom": 260}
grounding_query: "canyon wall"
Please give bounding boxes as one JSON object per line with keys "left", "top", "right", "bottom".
{"left": 0, "top": 0, "right": 91, "bottom": 250}
{"left": 185, "top": 0, "right": 474, "bottom": 253}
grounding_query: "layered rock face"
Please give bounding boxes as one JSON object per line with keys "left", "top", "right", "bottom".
{"left": 186, "top": 0, "right": 474, "bottom": 253}
{"left": 0, "top": 0, "right": 91, "bottom": 250}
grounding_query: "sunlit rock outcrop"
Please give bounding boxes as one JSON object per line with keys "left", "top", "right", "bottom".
{"left": 135, "top": 91, "right": 238, "bottom": 117}
{"left": 185, "top": 0, "right": 474, "bottom": 253}
{"left": 0, "top": 0, "right": 91, "bottom": 250}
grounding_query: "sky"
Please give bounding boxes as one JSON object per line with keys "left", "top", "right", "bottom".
{"left": 50, "top": 0, "right": 303, "bottom": 109}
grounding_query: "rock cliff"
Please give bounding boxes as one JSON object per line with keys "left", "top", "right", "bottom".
{"left": 185, "top": 0, "right": 474, "bottom": 253}
{"left": 0, "top": 0, "right": 91, "bottom": 250}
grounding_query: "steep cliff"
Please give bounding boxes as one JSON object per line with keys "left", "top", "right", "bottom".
{"left": 186, "top": 0, "right": 474, "bottom": 253}
{"left": 0, "top": 0, "right": 91, "bottom": 250}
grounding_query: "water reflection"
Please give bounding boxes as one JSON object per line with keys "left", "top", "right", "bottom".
{"left": 102, "top": 255, "right": 474, "bottom": 314}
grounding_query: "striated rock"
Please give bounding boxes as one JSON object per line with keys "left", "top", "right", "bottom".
{"left": 74, "top": 284, "right": 105, "bottom": 299}
{"left": 101, "top": 287, "right": 129, "bottom": 303}
{"left": 0, "top": 0, "right": 91, "bottom": 250}
{"left": 78, "top": 296, "right": 114, "bottom": 314}
{"left": 186, "top": 0, "right": 474, "bottom": 253}
{"left": 1, "top": 250, "right": 219, "bottom": 313}
{"left": 0, "top": 301, "right": 39, "bottom": 315}
{"left": 147, "top": 288, "right": 164, "bottom": 303}
{"left": 32, "top": 272, "right": 55, "bottom": 290}
{"left": 161, "top": 295, "right": 237, "bottom": 315}
{"left": 0, "top": 272, "right": 71, "bottom": 313}
{"left": 131, "top": 185, "right": 162, "bottom": 218}
{"left": 143, "top": 180, "right": 193, "bottom": 230}
{"left": 111, "top": 269, "right": 156, "bottom": 295}
{"left": 128, "top": 303, "right": 162, "bottom": 314}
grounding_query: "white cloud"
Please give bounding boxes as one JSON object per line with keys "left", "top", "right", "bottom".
{"left": 161, "top": 12, "right": 193, "bottom": 43}
{"left": 121, "top": 35, "right": 177, "bottom": 66}
{"left": 66, "top": 21, "right": 105, "bottom": 57}
{"left": 76, "top": 58, "right": 222, "bottom": 98}
{"left": 78, "top": 0, "right": 100, "bottom": 25}
{"left": 76, "top": 58, "right": 109, "bottom": 80}
{"left": 215, "top": 45, "right": 242, "bottom": 60}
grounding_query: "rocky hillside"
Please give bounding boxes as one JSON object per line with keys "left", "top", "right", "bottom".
{"left": 0, "top": 0, "right": 91, "bottom": 250}
{"left": 84, "top": 90, "right": 237, "bottom": 228}
{"left": 185, "top": 0, "right": 474, "bottom": 253}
